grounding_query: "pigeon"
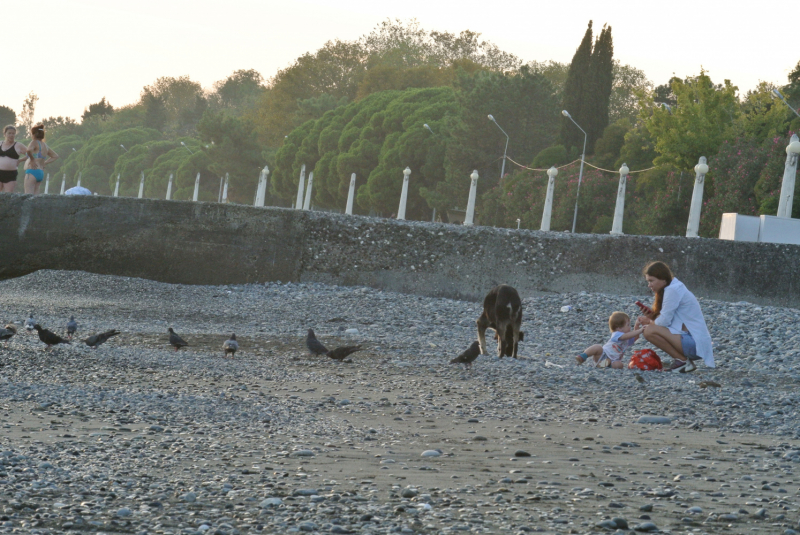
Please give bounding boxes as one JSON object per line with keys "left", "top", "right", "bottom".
{"left": 25, "top": 314, "right": 35, "bottom": 332}
{"left": 84, "top": 329, "right": 120, "bottom": 349}
{"left": 168, "top": 328, "right": 188, "bottom": 351}
{"left": 306, "top": 329, "right": 329, "bottom": 355}
{"left": 450, "top": 341, "right": 481, "bottom": 369}
{"left": 33, "top": 324, "right": 70, "bottom": 349}
{"left": 327, "top": 345, "right": 362, "bottom": 361}
{"left": 0, "top": 324, "right": 17, "bottom": 347}
{"left": 634, "top": 372, "right": 646, "bottom": 384}
{"left": 66, "top": 316, "right": 78, "bottom": 339}
{"left": 223, "top": 333, "right": 238, "bottom": 358}
{"left": 698, "top": 380, "right": 721, "bottom": 388}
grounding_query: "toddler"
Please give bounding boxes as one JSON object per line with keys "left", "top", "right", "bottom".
{"left": 576, "top": 311, "right": 643, "bottom": 369}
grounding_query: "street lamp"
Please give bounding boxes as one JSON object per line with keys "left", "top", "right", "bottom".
{"left": 562, "top": 109, "right": 587, "bottom": 234}
{"left": 488, "top": 114, "right": 509, "bottom": 180}
{"left": 773, "top": 89, "right": 800, "bottom": 119}
{"left": 120, "top": 144, "right": 128, "bottom": 152}
{"left": 423, "top": 123, "right": 435, "bottom": 134}
{"left": 180, "top": 141, "right": 195, "bottom": 155}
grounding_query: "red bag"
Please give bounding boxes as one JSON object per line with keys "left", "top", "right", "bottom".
{"left": 628, "top": 349, "right": 662, "bottom": 371}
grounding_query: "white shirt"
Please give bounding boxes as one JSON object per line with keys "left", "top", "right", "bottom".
{"left": 654, "top": 277, "right": 714, "bottom": 367}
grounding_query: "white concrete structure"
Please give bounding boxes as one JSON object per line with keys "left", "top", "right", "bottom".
{"left": 44, "top": 173, "right": 49, "bottom": 194}
{"left": 777, "top": 134, "right": 800, "bottom": 218}
{"left": 758, "top": 215, "right": 800, "bottom": 245}
{"left": 464, "top": 170, "right": 479, "bottom": 226}
{"left": 222, "top": 173, "right": 229, "bottom": 203}
{"left": 541, "top": 166, "right": 558, "bottom": 231}
{"left": 193, "top": 172, "right": 201, "bottom": 202}
{"left": 295, "top": 164, "right": 306, "bottom": 211}
{"left": 166, "top": 174, "right": 174, "bottom": 200}
{"left": 345, "top": 173, "right": 356, "bottom": 215}
{"left": 397, "top": 167, "right": 411, "bottom": 220}
{"left": 610, "top": 163, "right": 629, "bottom": 235}
{"left": 719, "top": 213, "right": 760, "bottom": 242}
{"left": 686, "top": 156, "right": 709, "bottom": 238}
{"left": 60, "top": 174, "right": 66, "bottom": 194}
{"left": 76, "top": 172, "right": 82, "bottom": 188}
{"left": 137, "top": 172, "right": 145, "bottom": 198}
{"left": 303, "top": 172, "right": 314, "bottom": 210}
{"left": 113, "top": 174, "right": 120, "bottom": 197}
{"left": 255, "top": 166, "right": 269, "bottom": 207}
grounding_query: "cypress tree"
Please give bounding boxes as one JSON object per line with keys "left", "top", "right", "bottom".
{"left": 560, "top": 21, "right": 593, "bottom": 153}
{"left": 587, "top": 25, "right": 614, "bottom": 148}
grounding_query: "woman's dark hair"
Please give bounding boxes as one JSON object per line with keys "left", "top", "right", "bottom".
{"left": 643, "top": 261, "right": 673, "bottom": 316}
{"left": 31, "top": 124, "right": 45, "bottom": 140}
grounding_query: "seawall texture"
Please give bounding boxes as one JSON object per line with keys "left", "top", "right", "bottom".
{"left": 1, "top": 194, "right": 798, "bottom": 306}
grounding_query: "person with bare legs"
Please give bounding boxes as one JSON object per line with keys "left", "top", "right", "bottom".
{"left": 636, "top": 261, "right": 714, "bottom": 372}
{"left": 24, "top": 124, "right": 58, "bottom": 194}
{"left": 0, "top": 125, "right": 28, "bottom": 193}
{"left": 576, "top": 311, "right": 644, "bottom": 369}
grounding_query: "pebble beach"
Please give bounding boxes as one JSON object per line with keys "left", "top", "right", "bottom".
{"left": 1, "top": 270, "right": 799, "bottom": 535}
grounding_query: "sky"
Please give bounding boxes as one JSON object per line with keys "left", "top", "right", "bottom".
{"left": 2, "top": 0, "right": 797, "bottom": 122}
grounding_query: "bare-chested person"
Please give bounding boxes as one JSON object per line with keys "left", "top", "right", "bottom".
{"left": 0, "top": 125, "right": 29, "bottom": 192}
{"left": 24, "top": 124, "right": 58, "bottom": 194}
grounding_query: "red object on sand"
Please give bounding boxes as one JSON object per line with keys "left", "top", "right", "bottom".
{"left": 629, "top": 349, "right": 662, "bottom": 371}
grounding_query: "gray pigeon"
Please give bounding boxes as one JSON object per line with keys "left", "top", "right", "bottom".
{"left": 450, "top": 341, "right": 481, "bottom": 369}
{"left": 0, "top": 324, "right": 16, "bottom": 347}
{"left": 223, "top": 333, "right": 238, "bottom": 358}
{"left": 168, "top": 328, "right": 188, "bottom": 351}
{"left": 33, "top": 324, "right": 70, "bottom": 349}
{"left": 66, "top": 316, "right": 78, "bottom": 339}
{"left": 306, "top": 328, "right": 328, "bottom": 355}
{"left": 84, "top": 329, "right": 120, "bottom": 349}
{"left": 327, "top": 345, "right": 362, "bottom": 361}
{"left": 25, "top": 314, "right": 35, "bottom": 332}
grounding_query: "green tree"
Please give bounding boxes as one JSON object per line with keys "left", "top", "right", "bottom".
{"left": 210, "top": 69, "right": 266, "bottom": 112}
{"left": 19, "top": 91, "right": 38, "bottom": 138}
{"left": 586, "top": 24, "right": 614, "bottom": 144}
{"left": 560, "top": 21, "right": 594, "bottom": 152}
{"left": 140, "top": 76, "right": 206, "bottom": 135}
{"left": 609, "top": 62, "right": 651, "bottom": 123}
{"left": 593, "top": 118, "right": 631, "bottom": 170}
{"left": 0, "top": 105, "right": 15, "bottom": 128}
{"left": 81, "top": 97, "right": 114, "bottom": 123}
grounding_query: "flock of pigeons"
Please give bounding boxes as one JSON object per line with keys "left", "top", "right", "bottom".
{"left": 0, "top": 314, "right": 239, "bottom": 358}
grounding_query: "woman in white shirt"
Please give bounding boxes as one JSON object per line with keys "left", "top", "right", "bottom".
{"left": 637, "top": 261, "right": 714, "bottom": 373}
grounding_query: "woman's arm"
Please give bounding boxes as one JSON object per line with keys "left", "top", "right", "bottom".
{"left": 43, "top": 147, "right": 59, "bottom": 166}
{"left": 16, "top": 144, "right": 29, "bottom": 165}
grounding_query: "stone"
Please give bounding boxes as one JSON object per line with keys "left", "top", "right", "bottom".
{"left": 421, "top": 450, "right": 442, "bottom": 457}
{"left": 514, "top": 450, "right": 531, "bottom": 457}
{"left": 633, "top": 522, "right": 658, "bottom": 532}
{"left": 636, "top": 416, "right": 671, "bottom": 424}
{"left": 116, "top": 507, "right": 132, "bottom": 517}
{"left": 183, "top": 492, "right": 197, "bottom": 502}
{"left": 260, "top": 498, "right": 282, "bottom": 507}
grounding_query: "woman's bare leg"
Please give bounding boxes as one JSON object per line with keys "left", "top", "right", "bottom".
{"left": 0, "top": 181, "right": 15, "bottom": 192}
{"left": 643, "top": 325, "right": 685, "bottom": 361}
{"left": 24, "top": 175, "right": 36, "bottom": 194}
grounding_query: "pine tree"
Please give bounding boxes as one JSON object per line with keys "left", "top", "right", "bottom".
{"left": 560, "top": 21, "right": 593, "bottom": 153}
{"left": 587, "top": 25, "right": 614, "bottom": 147}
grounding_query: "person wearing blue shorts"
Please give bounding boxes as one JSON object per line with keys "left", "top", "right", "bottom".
{"left": 636, "top": 261, "right": 714, "bottom": 372}
{"left": 24, "top": 124, "right": 58, "bottom": 195}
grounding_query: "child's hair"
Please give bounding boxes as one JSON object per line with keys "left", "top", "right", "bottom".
{"left": 608, "top": 311, "right": 630, "bottom": 332}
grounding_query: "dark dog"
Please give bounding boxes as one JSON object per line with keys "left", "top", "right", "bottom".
{"left": 477, "top": 284, "right": 523, "bottom": 358}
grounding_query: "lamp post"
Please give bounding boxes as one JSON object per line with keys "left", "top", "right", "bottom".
{"left": 610, "top": 163, "right": 629, "bottom": 235}
{"left": 541, "top": 166, "right": 558, "bottom": 231}
{"left": 120, "top": 144, "right": 128, "bottom": 152}
{"left": 464, "top": 170, "right": 479, "bottom": 226}
{"left": 423, "top": 123, "right": 435, "bottom": 135}
{"left": 397, "top": 167, "right": 411, "bottom": 220}
{"left": 180, "top": 141, "right": 195, "bottom": 155}
{"left": 686, "top": 157, "right": 709, "bottom": 237}
{"left": 488, "top": 114, "right": 509, "bottom": 180}
{"left": 562, "top": 110, "right": 587, "bottom": 234}
{"left": 772, "top": 89, "right": 800, "bottom": 119}
{"left": 423, "top": 124, "right": 439, "bottom": 222}
{"left": 777, "top": 134, "right": 800, "bottom": 218}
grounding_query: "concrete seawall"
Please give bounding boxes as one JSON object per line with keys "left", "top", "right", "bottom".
{"left": 1, "top": 194, "right": 798, "bottom": 306}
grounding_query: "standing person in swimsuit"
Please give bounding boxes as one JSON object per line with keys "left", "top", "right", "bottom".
{"left": 24, "top": 124, "right": 58, "bottom": 195}
{"left": 0, "top": 125, "right": 29, "bottom": 193}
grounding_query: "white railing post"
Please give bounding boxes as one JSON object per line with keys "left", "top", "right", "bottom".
{"left": 464, "top": 170, "right": 478, "bottom": 226}
{"left": 44, "top": 173, "right": 50, "bottom": 194}
{"left": 302, "top": 171, "right": 313, "bottom": 210}
{"left": 777, "top": 134, "right": 800, "bottom": 218}
{"left": 345, "top": 173, "right": 356, "bottom": 215}
{"left": 114, "top": 174, "right": 120, "bottom": 197}
{"left": 138, "top": 172, "right": 145, "bottom": 198}
{"left": 686, "top": 156, "right": 709, "bottom": 238}
{"left": 255, "top": 166, "right": 269, "bottom": 207}
{"left": 541, "top": 166, "right": 558, "bottom": 231}
{"left": 610, "top": 163, "right": 629, "bottom": 235}
{"left": 222, "top": 173, "right": 229, "bottom": 203}
{"left": 397, "top": 167, "right": 411, "bottom": 220}
{"left": 60, "top": 174, "right": 66, "bottom": 194}
{"left": 193, "top": 172, "right": 201, "bottom": 201}
{"left": 295, "top": 164, "right": 306, "bottom": 210}
{"left": 76, "top": 172, "right": 82, "bottom": 188}
{"left": 166, "top": 173, "right": 173, "bottom": 200}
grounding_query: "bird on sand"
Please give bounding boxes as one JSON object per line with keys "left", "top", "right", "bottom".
{"left": 25, "top": 314, "right": 35, "bottom": 332}
{"left": 84, "top": 330, "right": 121, "bottom": 349}
{"left": 223, "top": 334, "right": 238, "bottom": 358}
{"left": 33, "top": 324, "right": 71, "bottom": 349}
{"left": 306, "top": 328, "right": 362, "bottom": 361}
{"left": 168, "top": 328, "right": 189, "bottom": 351}
{"left": 450, "top": 341, "right": 481, "bottom": 369}
{"left": 1, "top": 324, "right": 17, "bottom": 347}
{"left": 698, "top": 380, "right": 721, "bottom": 388}
{"left": 66, "top": 316, "right": 78, "bottom": 339}
{"left": 634, "top": 372, "right": 646, "bottom": 384}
